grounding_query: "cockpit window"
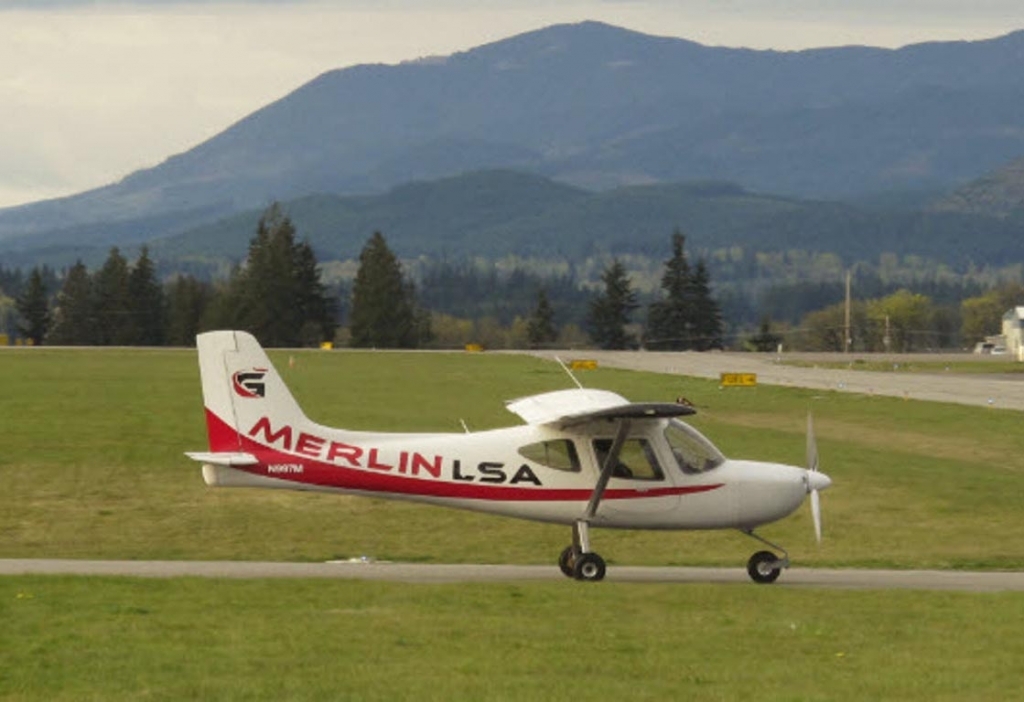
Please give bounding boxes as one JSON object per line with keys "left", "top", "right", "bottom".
{"left": 592, "top": 438, "right": 665, "bottom": 481}
{"left": 665, "top": 419, "right": 725, "bottom": 474}
{"left": 518, "top": 440, "right": 581, "bottom": 472}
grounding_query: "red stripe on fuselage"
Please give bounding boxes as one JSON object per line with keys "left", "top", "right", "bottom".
{"left": 201, "top": 410, "right": 724, "bottom": 503}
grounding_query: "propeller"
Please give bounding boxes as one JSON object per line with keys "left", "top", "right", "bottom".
{"left": 805, "top": 413, "right": 831, "bottom": 543}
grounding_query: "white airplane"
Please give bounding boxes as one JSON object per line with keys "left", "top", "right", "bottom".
{"left": 187, "top": 330, "right": 832, "bottom": 583}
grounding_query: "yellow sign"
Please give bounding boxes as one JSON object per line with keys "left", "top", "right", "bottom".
{"left": 0, "top": 334, "right": 7, "bottom": 346}
{"left": 320, "top": 341, "right": 334, "bottom": 350}
{"left": 569, "top": 359, "right": 598, "bottom": 370}
{"left": 465, "top": 343, "right": 484, "bottom": 353}
{"left": 720, "top": 372, "right": 757, "bottom": 387}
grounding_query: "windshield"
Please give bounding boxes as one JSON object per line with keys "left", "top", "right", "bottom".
{"left": 664, "top": 419, "right": 725, "bottom": 474}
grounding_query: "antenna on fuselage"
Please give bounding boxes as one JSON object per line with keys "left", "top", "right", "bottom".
{"left": 554, "top": 355, "right": 585, "bottom": 390}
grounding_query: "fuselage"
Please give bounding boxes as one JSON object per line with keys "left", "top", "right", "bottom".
{"left": 200, "top": 408, "right": 814, "bottom": 531}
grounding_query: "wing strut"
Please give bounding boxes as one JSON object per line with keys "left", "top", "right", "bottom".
{"left": 573, "top": 418, "right": 631, "bottom": 559}
{"left": 584, "top": 418, "right": 631, "bottom": 520}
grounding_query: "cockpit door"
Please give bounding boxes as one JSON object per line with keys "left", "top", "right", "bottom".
{"left": 588, "top": 433, "right": 680, "bottom": 520}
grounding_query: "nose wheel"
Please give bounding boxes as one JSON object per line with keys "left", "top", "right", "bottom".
{"left": 742, "top": 530, "right": 790, "bottom": 584}
{"left": 747, "top": 550, "right": 783, "bottom": 583}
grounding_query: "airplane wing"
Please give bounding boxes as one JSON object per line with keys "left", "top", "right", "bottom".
{"left": 506, "top": 388, "right": 695, "bottom": 428}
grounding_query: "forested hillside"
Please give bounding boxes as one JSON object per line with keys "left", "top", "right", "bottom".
{"left": 0, "top": 170, "right": 986, "bottom": 270}
{"left": 148, "top": 170, "right": 1024, "bottom": 268}
{"left": 931, "top": 156, "right": 1024, "bottom": 217}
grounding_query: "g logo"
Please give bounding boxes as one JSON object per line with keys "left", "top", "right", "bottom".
{"left": 232, "top": 369, "right": 267, "bottom": 398}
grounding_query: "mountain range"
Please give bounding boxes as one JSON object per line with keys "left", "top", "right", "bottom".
{"left": 1, "top": 21, "right": 1023, "bottom": 268}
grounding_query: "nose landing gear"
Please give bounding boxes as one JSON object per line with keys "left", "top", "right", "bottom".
{"left": 742, "top": 530, "right": 790, "bottom": 584}
{"left": 747, "top": 550, "right": 784, "bottom": 583}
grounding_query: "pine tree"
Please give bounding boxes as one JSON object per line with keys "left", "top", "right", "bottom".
{"left": 127, "top": 247, "right": 165, "bottom": 346}
{"left": 15, "top": 267, "right": 51, "bottom": 345}
{"left": 587, "top": 259, "right": 638, "bottom": 350}
{"left": 350, "top": 231, "right": 425, "bottom": 348}
{"left": 526, "top": 288, "right": 558, "bottom": 348}
{"left": 646, "top": 230, "right": 693, "bottom": 350}
{"left": 293, "top": 239, "right": 337, "bottom": 346}
{"left": 224, "top": 203, "right": 336, "bottom": 347}
{"left": 165, "top": 274, "right": 213, "bottom": 346}
{"left": 48, "top": 261, "right": 96, "bottom": 345}
{"left": 236, "top": 205, "right": 301, "bottom": 345}
{"left": 688, "top": 259, "right": 723, "bottom": 350}
{"left": 94, "top": 248, "right": 132, "bottom": 345}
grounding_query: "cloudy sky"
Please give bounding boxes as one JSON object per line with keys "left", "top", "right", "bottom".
{"left": 2, "top": 0, "right": 1023, "bottom": 209}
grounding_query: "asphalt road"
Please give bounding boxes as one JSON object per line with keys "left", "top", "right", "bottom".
{"left": 2, "top": 559, "right": 1023, "bottom": 591}
{"left": 520, "top": 350, "right": 1024, "bottom": 411}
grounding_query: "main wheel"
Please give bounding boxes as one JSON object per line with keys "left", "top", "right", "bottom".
{"left": 572, "top": 552, "right": 607, "bottom": 582}
{"left": 747, "top": 550, "right": 782, "bottom": 584}
{"left": 558, "top": 545, "right": 577, "bottom": 578}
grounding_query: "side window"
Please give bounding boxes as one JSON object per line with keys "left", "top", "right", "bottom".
{"left": 592, "top": 438, "right": 664, "bottom": 481}
{"left": 518, "top": 440, "right": 581, "bottom": 473}
{"left": 665, "top": 421, "right": 725, "bottom": 474}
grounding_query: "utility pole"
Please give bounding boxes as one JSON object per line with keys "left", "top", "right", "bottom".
{"left": 844, "top": 269, "right": 851, "bottom": 354}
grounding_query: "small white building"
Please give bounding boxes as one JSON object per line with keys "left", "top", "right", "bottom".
{"left": 1001, "top": 307, "right": 1024, "bottom": 360}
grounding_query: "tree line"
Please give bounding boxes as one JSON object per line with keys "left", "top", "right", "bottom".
{"left": 4, "top": 205, "right": 726, "bottom": 350}
{"left": 10, "top": 206, "right": 338, "bottom": 348}
{"left": 775, "top": 283, "right": 1024, "bottom": 353}
{"left": 7, "top": 202, "right": 1018, "bottom": 351}
{"left": 32, "top": 203, "right": 1024, "bottom": 354}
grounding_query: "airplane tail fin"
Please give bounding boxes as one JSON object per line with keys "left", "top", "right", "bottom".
{"left": 194, "top": 330, "right": 309, "bottom": 453}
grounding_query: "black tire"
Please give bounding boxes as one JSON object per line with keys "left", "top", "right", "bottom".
{"left": 572, "top": 552, "right": 607, "bottom": 582}
{"left": 747, "top": 550, "right": 782, "bottom": 584}
{"left": 558, "top": 546, "right": 576, "bottom": 578}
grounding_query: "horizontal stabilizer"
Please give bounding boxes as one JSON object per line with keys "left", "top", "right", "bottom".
{"left": 184, "top": 451, "right": 259, "bottom": 466}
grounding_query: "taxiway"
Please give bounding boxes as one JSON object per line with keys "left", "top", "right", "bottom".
{"left": 2, "top": 559, "right": 1022, "bottom": 592}
{"left": 522, "top": 350, "right": 1024, "bottom": 411}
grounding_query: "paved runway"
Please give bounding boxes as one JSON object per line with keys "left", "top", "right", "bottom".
{"left": 3, "top": 559, "right": 1023, "bottom": 591}
{"left": 521, "top": 350, "right": 1024, "bottom": 411}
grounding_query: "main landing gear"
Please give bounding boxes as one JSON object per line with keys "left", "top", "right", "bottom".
{"left": 742, "top": 529, "right": 790, "bottom": 584}
{"left": 558, "top": 418, "right": 631, "bottom": 582}
{"left": 558, "top": 520, "right": 607, "bottom": 582}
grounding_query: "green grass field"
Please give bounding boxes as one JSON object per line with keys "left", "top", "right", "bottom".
{"left": 2, "top": 346, "right": 1024, "bottom": 699}
{"left": 3, "top": 576, "right": 1023, "bottom": 702}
